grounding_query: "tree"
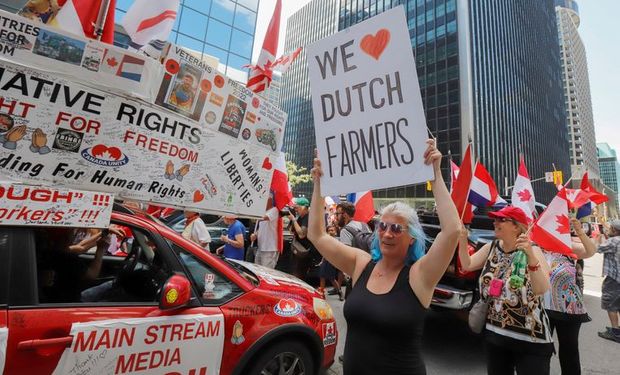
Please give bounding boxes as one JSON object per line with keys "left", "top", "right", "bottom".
{"left": 286, "top": 158, "right": 311, "bottom": 188}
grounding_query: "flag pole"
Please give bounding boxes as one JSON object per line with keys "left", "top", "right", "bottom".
{"left": 94, "top": 0, "right": 112, "bottom": 41}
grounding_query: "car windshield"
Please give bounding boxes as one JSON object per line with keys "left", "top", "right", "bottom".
{"left": 219, "top": 255, "right": 259, "bottom": 286}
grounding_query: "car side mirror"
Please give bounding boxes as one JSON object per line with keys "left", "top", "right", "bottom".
{"left": 159, "top": 274, "right": 192, "bottom": 311}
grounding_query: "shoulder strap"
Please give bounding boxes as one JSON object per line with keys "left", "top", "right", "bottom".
{"left": 355, "top": 260, "right": 375, "bottom": 285}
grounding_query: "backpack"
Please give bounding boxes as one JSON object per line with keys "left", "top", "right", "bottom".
{"left": 342, "top": 224, "right": 374, "bottom": 252}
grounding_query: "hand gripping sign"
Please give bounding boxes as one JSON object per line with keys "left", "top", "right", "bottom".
{"left": 306, "top": 6, "right": 433, "bottom": 196}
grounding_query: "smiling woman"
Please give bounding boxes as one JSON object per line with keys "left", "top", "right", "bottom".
{"left": 307, "top": 138, "right": 460, "bottom": 375}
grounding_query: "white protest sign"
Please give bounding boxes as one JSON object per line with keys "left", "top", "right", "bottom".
{"left": 52, "top": 314, "right": 224, "bottom": 375}
{"left": 0, "top": 60, "right": 279, "bottom": 217}
{"left": 0, "top": 327, "right": 7, "bottom": 375}
{"left": 156, "top": 44, "right": 285, "bottom": 153}
{"left": 307, "top": 6, "right": 433, "bottom": 196}
{"left": 0, "top": 10, "right": 161, "bottom": 100}
{"left": 0, "top": 183, "right": 112, "bottom": 227}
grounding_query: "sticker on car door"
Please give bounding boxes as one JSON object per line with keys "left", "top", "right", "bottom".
{"left": 51, "top": 314, "right": 224, "bottom": 375}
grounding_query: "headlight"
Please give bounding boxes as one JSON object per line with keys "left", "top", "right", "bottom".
{"left": 313, "top": 297, "right": 334, "bottom": 320}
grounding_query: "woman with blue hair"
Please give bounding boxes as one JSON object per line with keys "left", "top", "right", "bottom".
{"left": 308, "top": 139, "right": 460, "bottom": 375}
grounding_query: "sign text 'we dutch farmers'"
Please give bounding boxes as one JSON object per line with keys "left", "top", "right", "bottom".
{"left": 307, "top": 6, "right": 433, "bottom": 196}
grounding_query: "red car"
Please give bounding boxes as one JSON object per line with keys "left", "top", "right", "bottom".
{"left": 0, "top": 207, "right": 337, "bottom": 374}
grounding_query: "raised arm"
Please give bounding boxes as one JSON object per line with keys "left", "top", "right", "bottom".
{"left": 308, "top": 158, "right": 369, "bottom": 277}
{"left": 570, "top": 218, "right": 597, "bottom": 259}
{"left": 411, "top": 140, "right": 460, "bottom": 306}
{"left": 457, "top": 227, "right": 493, "bottom": 272}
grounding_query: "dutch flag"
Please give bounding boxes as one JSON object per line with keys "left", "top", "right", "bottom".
{"left": 468, "top": 163, "right": 503, "bottom": 207}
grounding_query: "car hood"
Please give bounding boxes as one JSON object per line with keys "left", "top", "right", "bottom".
{"left": 229, "top": 259, "right": 318, "bottom": 295}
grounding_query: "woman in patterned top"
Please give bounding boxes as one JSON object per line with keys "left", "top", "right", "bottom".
{"left": 458, "top": 206, "right": 552, "bottom": 375}
{"left": 541, "top": 217, "right": 596, "bottom": 375}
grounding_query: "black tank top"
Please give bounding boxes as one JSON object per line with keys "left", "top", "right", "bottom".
{"left": 343, "top": 261, "right": 428, "bottom": 375}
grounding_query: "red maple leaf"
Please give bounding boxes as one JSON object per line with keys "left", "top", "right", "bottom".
{"left": 555, "top": 215, "right": 570, "bottom": 234}
{"left": 106, "top": 57, "right": 118, "bottom": 67}
{"left": 517, "top": 189, "right": 532, "bottom": 202}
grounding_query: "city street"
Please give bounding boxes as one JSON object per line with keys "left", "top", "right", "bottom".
{"left": 325, "top": 253, "right": 619, "bottom": 375}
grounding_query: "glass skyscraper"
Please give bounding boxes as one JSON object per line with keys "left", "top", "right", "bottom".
{"left": 280, "top": 0, "right": 340, "bottom": 197}
{"left": 282, "top": 0, "right": 569, "bottom": 204}
{"left": 555, "top": 0, "right": 599, "bottom": 187}
{"left": 597, "top": 143, "right": 620, "bottom": 214}
{"left": 0, "top": 0, "right": 259, "bottom": 81}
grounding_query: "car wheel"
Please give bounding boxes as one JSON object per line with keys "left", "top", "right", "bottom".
{"left": 246, "top": 340, "right": 314, "bottom": 375}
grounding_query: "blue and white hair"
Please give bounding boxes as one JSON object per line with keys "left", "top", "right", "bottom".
{"left": 370, "top": 202, "right": 428, "bottom": 265}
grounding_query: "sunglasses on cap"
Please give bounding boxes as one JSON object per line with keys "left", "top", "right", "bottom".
{"left": 378, "top": 221, "right": 407, "bottom": 235}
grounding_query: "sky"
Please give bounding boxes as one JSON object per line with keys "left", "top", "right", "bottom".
{"left": 253, "top": 0, "right": 619, "bottom": 153}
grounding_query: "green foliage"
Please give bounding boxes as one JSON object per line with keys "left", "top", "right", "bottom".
{"left": 286, "top": 159, "right": 311, "bottom": 187}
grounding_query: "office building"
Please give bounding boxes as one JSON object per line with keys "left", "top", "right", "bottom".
{"left": 0, "top": 0, "right": 259, "bottom": 81}
{"left": 598, "top": 143, "right": 620, "bottom": 214}
{"left": 280, "top": 0, "right": 340, "bottom": 197}
{"left": 282, "top": 0, "right": 568, "bottom": 203}
{"left": 555, "top": 0, "right": 599, "bottom": 186}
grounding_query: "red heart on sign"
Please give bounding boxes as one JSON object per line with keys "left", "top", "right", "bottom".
{"left": 360, "top": 29, "right": 390, "bottom": 60}
{"left": 193, "top": 190, "right": 204, "bottom": 203}
{"left": 262, "top": 157, "right": 272, "bottom": 170}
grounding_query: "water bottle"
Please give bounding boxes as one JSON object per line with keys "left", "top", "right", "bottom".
{"left": 509, "top": 250, "right": 527, "bottom": 288}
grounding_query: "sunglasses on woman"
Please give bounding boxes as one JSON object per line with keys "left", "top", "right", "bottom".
{"left": 493, "top": 217, "right": 514, "bottom": 223}
{"left": 378, "top": 221, "right": 406, "bottom": 235}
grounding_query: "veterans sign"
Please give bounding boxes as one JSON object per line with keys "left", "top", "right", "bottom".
{"left": 0, "top": 60, "right": 281, "bottom": 217}
{"left": 0, "top": 183, "right": 113, "bottom": 227}
{"left": 0, "top": 10, "right": 160, "bottom": 100}
{"left": 307, "top": 6, "right": 433, "bottom": 196}
{"left": 51, "top": 315, "right": 224, "bottom": 375}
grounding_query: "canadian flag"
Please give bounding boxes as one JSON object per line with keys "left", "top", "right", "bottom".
{"left": 449, "top": 160, "right": 460, "bottom": 193}
{"left": 121, "top": 0, "right": 180, "bottom": 49}
{"left": 270, "top": 152, "right": 293, "bottom": 210}
{"left": 564, "top": 188, "right": 592, "bottom": 209}
{"left": 247, "top": 0, "right": 281, "bottom": 93}
{"left": 581, "top": 172, "right": 608, "bottom": 204}
{"left": 271, "top": 47, "right": 303, "bottom": 73}
{"left": 270, "top": 152, "right": 292, "bottom": 253}
{"left": 451, "top": 144, "right": 474, "bottom": 224}
{"left": 346, "top": 191, "right": 375, "bottom": 223}
{"left": 530, "top": 188, "right": 572, "bottom": 255}
{"left": 511, "top": 157, "right": 537, "bottom": 220}
{"left": 49, "top": 0, "right": 116, "bottom": 43}
{"left": 468, "top": 162, "right": 501, "bottom": 207}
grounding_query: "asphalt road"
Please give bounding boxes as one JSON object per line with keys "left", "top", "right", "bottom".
{"left": 325, "top": 254, "right": 619, "bottom": 374}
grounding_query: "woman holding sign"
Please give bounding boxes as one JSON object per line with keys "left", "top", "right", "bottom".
{"left": 308, "top": 139, "right": 460, "bottom": 375}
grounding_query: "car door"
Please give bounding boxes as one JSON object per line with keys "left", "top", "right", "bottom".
{"left": 0, "top": 228, "right": 8, "bottom": 374}
{"left": 4, "top": 221, "right": 227, "bottom": 375}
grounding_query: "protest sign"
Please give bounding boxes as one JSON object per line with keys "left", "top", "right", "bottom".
{"left": 0, "top": 183, "right": 113, "bottom": 227}
{"left": 156, "top": 44, "right": 286, "bottom": 153}
{"left": 51, "top": 314, "right": 224, "bottom": 375}
{"left": 0, "top": 59, "right": 281, "bottom": 217}
{"left": 0, "top": 327, "right": 6, "bottom": 375}
{"left": 0, "top": 10, "right": 160, "bottom": 100}
{"left": 307, "top": 6, "right": 433, "bottom": 196}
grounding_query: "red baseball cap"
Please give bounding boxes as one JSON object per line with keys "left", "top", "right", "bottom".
{"left": 488, "top": 206, "right": 531, "bottom": 226}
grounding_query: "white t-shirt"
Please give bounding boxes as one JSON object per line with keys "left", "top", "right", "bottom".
{"left": 183, "top": 218, "right": 212, "bottom": 250}
{"left": 257, "top": 207, "right": 279, "bottom": 252}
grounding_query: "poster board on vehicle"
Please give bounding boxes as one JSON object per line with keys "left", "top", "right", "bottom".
{"left": 51, "top": 314, "right": 224, "bottom": 375}
{"left": 0, "top": 9, "right": 160, "bottom": 100}
{"left": 306, "top": 6, "right": 433, "bottom": 196}
{"left": 0, "top": 183, "right": 113, "bottom": 227}
{"left": 0, "top": 60, "right": 280, "bottom": 217}
{"left": 156, "top": 44, "right": 286, "bottom": 153}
